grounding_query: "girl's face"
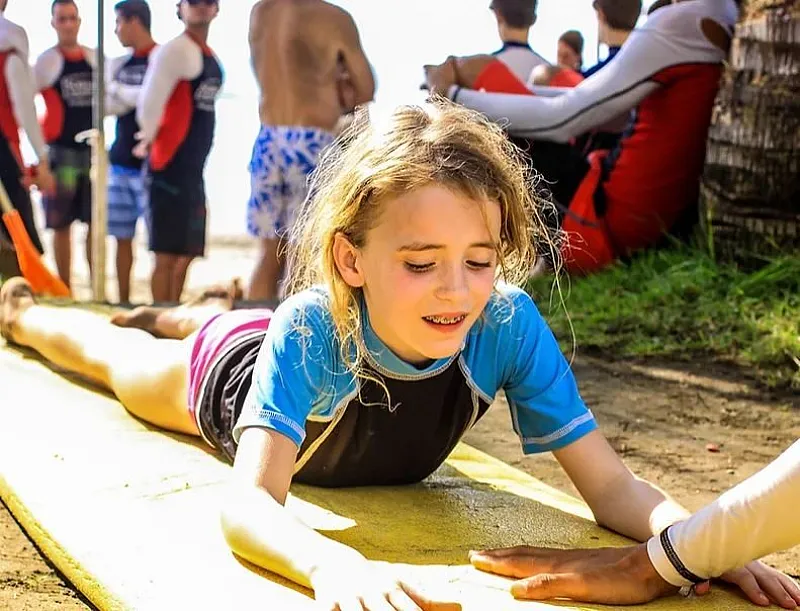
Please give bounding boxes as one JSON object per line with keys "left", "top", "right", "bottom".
{"left": 334, "top": 185, "right": 502, "bottom": 365}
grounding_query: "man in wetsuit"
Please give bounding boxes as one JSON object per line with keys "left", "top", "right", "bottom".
{"left": 0, "top": 0, "right": 54, "bottom": 266}
{"left": 489, "top": 0, "right": 547, "bottom": 84}
{"left": 136, "top": 0, "right": 223, "bottom": 303}
{"left": 34, "top": 0, "right": 95, "bottom": 289}
{"left": 245, "top": 0, "right": 374, "bottom": 302}
{"left": 583, "top": 0, "right": 641, "bottom": 78}
{"left": 106, "top": 0, "right": 157, "bottom": 304}
{"left": 429, "top": 0, "right": 740, "bottom": 274}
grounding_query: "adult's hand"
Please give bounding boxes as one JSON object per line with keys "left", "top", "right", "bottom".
{"left": 470, "top": 544, "right": 677, "bottom": 604}
{"left": 423, "top": 57, "right": 457, "bottom": 96}
{"left": 132, "top": 131, "right": 150, "bottom": 160}
{"left": 32, "top": 162, "right": 55, "bottom": 195}
{"left": 719, "top": 561, "right": 800, "bottom": 609}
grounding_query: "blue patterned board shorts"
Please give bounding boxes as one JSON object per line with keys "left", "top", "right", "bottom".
{"left": 107, "top": 165, "right": 147, "bottom": 240}
{"left": 246, "top": 126, "right": 335, "bottom": 240}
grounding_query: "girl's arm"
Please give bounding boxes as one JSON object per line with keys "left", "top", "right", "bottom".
{"left": 553, "top": 429, "right": 690, "bottom": 541}
{"left": 220, "top": 427, "right": 460, "bottom": 610}
{"left": 220, "top": 427, "right": 365, "bottom": 587}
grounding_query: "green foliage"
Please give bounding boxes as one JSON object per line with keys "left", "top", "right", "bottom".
{"left": 528, "top": 248, "right": 800, "bottom": 389}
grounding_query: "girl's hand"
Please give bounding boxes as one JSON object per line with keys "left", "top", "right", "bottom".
{"left": 719, "top": 561, "right": 800, "bottom": 609}
{"left": 470, "top": 544, "right": 676, "bottom": 604}
{"left": 310, "top": 559, "right": 461, "bottom": 611}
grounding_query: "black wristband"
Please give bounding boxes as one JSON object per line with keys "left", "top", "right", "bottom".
{"left": 660, "top": 526, "right": 706, "bottom": 584}
{"left": 451, "top": 86, "right": 462, "bottom": 102}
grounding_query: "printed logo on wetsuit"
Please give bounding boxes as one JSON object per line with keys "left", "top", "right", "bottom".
{"left": 116, "top": 64, "right": 147, "bottom": 87}
{"left": 61, "top": 73, "right": 93, "bottom": 107}
{"left": 194, "top": 77, "right": 221, "bottom": 112}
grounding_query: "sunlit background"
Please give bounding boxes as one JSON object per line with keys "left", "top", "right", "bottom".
{"left": 7, "top": 0, "right": 657, "bottom": 238}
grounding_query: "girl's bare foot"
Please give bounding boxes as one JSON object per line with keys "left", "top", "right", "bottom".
{"left": 0, "top": 277, "right": 36, "bottom": 344}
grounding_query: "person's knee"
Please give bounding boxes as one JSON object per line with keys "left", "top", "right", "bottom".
{"left": 173, "top": 256, "right": 193, "bottom": 274}
{"left": 153, "top": 254, "right": 177, "bottom": 274}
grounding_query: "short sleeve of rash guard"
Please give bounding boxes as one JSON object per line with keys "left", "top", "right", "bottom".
{"left": 231, "top": 290, "right": 342, "bottom": 448}
{"left": 495, "top": 286, "right": 597, "bottom": 453}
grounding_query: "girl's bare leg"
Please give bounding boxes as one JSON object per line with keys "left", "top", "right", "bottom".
{"left": 109, "top": 278, "right": 242, "bottom": 340}
{"left": 1, "top": 277, "right": 198, "bottom": 436}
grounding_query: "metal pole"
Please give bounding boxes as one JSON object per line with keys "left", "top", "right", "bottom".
{"left": 91, "top": 0, "right": 108, "bottom": 302}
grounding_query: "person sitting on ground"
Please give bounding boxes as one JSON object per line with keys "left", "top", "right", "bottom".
{"left": 568, "top": 0, "right": 643, "bottom": 154}
{"left": 420, "top": 0, "right": 552, "bottom": 97}
{"left": 490, "top": 0, "right": 547, "bottom": 83}
{"left": 534, "top": 0, "right": 644, "bottom": 157}
{"left": 557, "top": 29, "right": 584, "bottom": 71}
{"left": 471, "top": 439, "right": 800, "bottom": 609}
{"left": 2, "top": 100, "right": 795, "bottom": 611}
{"left": 648, "top": 0, "right": 674, "bottom": 16}
{"left": 583, "top": 0, "right": 642, "bottom": 78}
{"left": 428, "top": 0, "right": 742, "bottom": 275}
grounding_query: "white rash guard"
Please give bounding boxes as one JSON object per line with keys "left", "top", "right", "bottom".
{"left": 449, "top": 0, "right": 738, "bottom": 143}
{"left": 492, "top": 41, "right": 548, "bottom": 85}
{"left": 136, "top": 33, "right": 206, "bottom": 144}
{"left": 0, "top": 12, "right": 47, "bottom": 161}
{"left": 106, "top": 53, "right": 148, "bottom": 117}
{"left": 648, "top": 440, "right": 800, "bottom": 586}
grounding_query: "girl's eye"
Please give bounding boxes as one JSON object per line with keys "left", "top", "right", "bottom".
{"left": 405, "top": 262, "right": 434, "bottom": 273}
{"left": 467, "top": 261, "right": 493, "bottom": 269}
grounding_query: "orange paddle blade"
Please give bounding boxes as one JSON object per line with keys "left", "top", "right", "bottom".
{"left": 2, "top": 210, "right": 70, "bottom": 298}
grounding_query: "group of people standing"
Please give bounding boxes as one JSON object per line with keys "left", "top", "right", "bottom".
{"left": 0, "top": 0, "right": 223, "bottom": 303}
{"left": 1, "top": 0, "right": 375, "bottom": 305}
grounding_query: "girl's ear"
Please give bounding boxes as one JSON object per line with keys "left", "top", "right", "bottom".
{"left": 332, "top": 232, "right": 365, "bottom": 288}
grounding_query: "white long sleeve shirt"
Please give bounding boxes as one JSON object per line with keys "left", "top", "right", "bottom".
{"left": 0, "top": 12, "right": 47, "bottom": 162}
{"left": 448, "top": 0, "right": 737, "bottom": 143}
{"left": 648, "top": 440, "right": 800, "bottom": 586}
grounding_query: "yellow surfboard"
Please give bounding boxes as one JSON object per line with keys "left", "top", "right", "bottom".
{"left": 0, "top": 345, "right": 759, "bottom": 610}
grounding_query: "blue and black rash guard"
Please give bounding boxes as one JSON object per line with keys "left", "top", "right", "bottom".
{"left": 233, "top": 284, "right": 597, "bottom": 487}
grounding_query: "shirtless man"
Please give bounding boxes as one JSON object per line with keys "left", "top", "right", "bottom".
{"left": 0, "top": 0, "right": 54, "bottom": 260}
{"left": 245, "top": 0, "right": 374, "bottom": 302}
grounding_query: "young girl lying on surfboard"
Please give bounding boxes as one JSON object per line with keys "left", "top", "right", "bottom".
{"left": 1, "top": 99, "right": 797, "bottom": 611}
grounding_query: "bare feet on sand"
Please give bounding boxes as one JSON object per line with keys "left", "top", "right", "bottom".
{"left": 0, "top": 277, "right": 35, "bottom": 343}
{"left": 110, "top": 279, "right": 243, "bottom": 340}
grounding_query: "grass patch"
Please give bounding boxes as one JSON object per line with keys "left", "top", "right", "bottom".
{"left": 527, "top": 248, "right": 800, "bottom": 390}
